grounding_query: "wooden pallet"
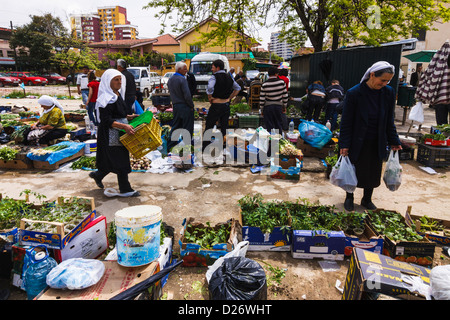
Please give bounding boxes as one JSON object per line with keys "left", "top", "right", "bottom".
{"left": 32, "top": 149, "right": 84, "bottom": 170}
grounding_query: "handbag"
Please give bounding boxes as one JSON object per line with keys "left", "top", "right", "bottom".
{"left": 408, "top": 101, "right": 424, "bottom": 123}
{"left": 330, "top": 155, "right": 358, "bottom": 193}
{"left": 383, "top": 150, "right": 402, "bottom": 191}
{"left": 108, "top": 118, "right": 128, "bottom": 147}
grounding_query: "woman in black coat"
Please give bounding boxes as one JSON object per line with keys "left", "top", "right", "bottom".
{"left": 89, "top": 69, "right": 140, "bottom": 197}
{"left": 339, "top": 61, "right": 402, "bottom": 211}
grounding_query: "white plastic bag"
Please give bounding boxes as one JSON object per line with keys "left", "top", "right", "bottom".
{"left": 330, "top": 155, "right": 358, "bottom": 193}
{"left": 408, "top": 101, "right": 424, "bottom": 123}
{"left": 205, "top": 241, "right": 249, "bottom": 283}
{"left": 430, "top": 265, "right": 450, "bottom": 300}
{"left": 46, "top": 258, "right": 105, "bottom": 290}
{"left": 383, "top": 150, "right": 402, "bottom": 191}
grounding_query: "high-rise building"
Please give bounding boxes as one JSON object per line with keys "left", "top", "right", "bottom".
{"left": 70, "top": 14, "right": 101, "bottom": 42}
{"left": 269, "top": 31, "right": 294, "bottom": 61}
{"left": 70, "top": 6, "right": 138, "bottom": 42}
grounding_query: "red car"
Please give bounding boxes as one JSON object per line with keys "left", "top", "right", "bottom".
{"left": 5, "top": 71, "right": 48, "bottom": 86}
{"left": 0, "top": 72, "right": 21, "bottom": 87}
{"left": 39, "top": 72, "right": 67, "bottom": 85}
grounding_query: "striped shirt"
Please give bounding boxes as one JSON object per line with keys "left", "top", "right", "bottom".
{"left": 433, "top": 66, "right": 450, "bottom": 105}
{"left": 260, "top": 77, "right": 288, "bottom": 110}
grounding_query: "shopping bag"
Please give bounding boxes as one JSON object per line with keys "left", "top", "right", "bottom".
{"left": 408, "top": 101, "right": 424, "bottom": 123}
{"left": 298, "top": 120, "right": 332, "bottom": 149}
{"left": 330, "top": 155, "right": 358, "bottom": 193}
{"left": 134, "top": 100, "right": 144, "bottom": 115}
{"left": 383, "top": 150, "right": 402, "bottom": 191}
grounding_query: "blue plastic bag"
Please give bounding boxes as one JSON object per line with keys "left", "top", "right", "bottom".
{"left": 298, "top": 120, "right": 332, "bottom": 149}
{"left": 134, "top": 100, "right": 144, "bottom": 115}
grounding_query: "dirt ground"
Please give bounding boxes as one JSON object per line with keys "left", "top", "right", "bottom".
{"left": 1, "top": 85, "right": 449, "bottom": 301}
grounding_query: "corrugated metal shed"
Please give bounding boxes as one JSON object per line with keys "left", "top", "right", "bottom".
{"left": 290, "top": 41, "right": 412, "bottom": 97}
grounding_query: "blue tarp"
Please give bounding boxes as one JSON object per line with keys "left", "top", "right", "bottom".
{"left": 27, "top": 141, "right": 85, "bottom": 165}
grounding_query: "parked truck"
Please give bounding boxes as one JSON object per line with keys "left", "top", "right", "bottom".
{"left": 189, "top": 53, "right": 230, "bottom": 94}
{"left": 127, "top": 66, "right": 161, "bottom": 97}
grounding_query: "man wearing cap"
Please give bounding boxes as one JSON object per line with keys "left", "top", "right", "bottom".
{"left": 117, "top": 59, "right": 137, "bottom": 115}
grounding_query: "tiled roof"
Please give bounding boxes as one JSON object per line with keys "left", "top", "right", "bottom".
{"left": 88, "top": 38, "right": 157, "bottom": 48}
{"left": 154, "top": 34, "right": 179, "bottom": 46}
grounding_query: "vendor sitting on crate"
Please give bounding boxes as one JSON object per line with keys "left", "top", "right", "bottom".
{"left": 26, "top": 95, "right": 68, "bottom": 146}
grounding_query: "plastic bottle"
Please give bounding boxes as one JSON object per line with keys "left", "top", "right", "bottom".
{"left": 289, "top": 120, "right": 294, "bottom": 134}
{"left": 23, "top": 246, "right": 57, "bottom": 300}
{"left": 84, "top": 116, "right": 91, "bottom": 134}
{"left": 326, "top": 120, "right": 331, "bottom": 130}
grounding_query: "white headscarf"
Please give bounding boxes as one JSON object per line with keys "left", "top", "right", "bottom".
{"left": 360, "top": 61, "right": 396, "bottom": 83}
{"left": 38, "top": 95, "right": 64, "bottom": 115}
{"left": 95, "top": 69, "right": 126, "bottom": 122}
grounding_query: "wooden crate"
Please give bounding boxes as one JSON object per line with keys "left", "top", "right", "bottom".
{"left": 0, "top": 158, "right": 33, "bottom": 170}
{"left": 32, "top": 149, "right": 84, "bottom": 170}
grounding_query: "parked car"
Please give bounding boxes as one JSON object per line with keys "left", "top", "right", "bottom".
{"left": 0, "top": 72, "right": 21, "bottom": 87}
{"left": 160, "top": 72, "right": 174, "bottom": 85}
{"left": 5, "top": 71, "right": 48, "bottom": 86}
{"left": 66, "top": 73, "right": 83, "bottom": 85}
{"left": 40, "top": 72, "right": 66, "bottom": 85}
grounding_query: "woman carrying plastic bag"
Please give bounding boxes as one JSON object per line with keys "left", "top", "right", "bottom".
{"left": 383, "top": 150, "right": 402, "bottom": 191}
{"left": 339, "top": 61, "right": 402, "bottom": 211}
{"left": 330, "top": 155, "right": 358, "bottom": 193}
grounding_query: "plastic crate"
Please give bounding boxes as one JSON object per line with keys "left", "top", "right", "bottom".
{"left": 119, "top": 118, "right": 162, "bottom": 158}
{"left": 238, "top": 115, "right": 260, "bottom": 128}
{"left": 417, "top": 143, "right": 450, "bottom": 167}
{"left": 151, "top": 94, "right": 171, "bottom": 106}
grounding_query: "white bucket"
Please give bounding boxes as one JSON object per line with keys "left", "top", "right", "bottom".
{"left": 85, "top": 139, "right": 97, "bottom": 154}
{"left": 115, "top": 205, "right": 162, "bottom": 267}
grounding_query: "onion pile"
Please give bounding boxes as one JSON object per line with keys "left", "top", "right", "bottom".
{"left": 131, "top": 155, "right": 151, "bottom": 171}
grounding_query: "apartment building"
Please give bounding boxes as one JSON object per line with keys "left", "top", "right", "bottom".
{"left": 269, "top": 31, "right": 294, "bottom": 61}
{"left": 70, "top": 6, "right": 138, "bottom": 42}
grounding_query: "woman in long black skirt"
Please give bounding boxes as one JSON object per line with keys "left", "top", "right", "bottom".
{"left": 339, "top": 61, "right": 402, "bottom": 211}
{"left": 89, "top": 69, "right": 140, "bottom": 197}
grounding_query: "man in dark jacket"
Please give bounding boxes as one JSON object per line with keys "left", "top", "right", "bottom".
{"left": 167, "top": 61, "right": 195, "bottom": 151}
{"left": 117, "top": 59, "right": 136, "bottom": 115}
{"left": 410, "top": 64, "right": 423, "bottom": 87}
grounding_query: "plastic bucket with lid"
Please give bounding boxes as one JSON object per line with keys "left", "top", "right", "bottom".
{"left": 84, "top": 139, "right": 97, "bottom": 154}
{"left": 115, "top": 205, "right": 162, "bottom": 267}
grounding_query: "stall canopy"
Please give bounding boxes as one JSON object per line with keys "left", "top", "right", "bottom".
{"left": 404, "top": 50, "right": 438, "bottom": 63}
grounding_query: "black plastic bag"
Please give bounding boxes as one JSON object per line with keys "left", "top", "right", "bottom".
{"left": 208, "top": 256, "right": 267, "bottom": 300}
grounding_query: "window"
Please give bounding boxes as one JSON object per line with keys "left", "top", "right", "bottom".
{"left": 141, "top": 70, "right": 148, "bottom": 78}
{"left": 190, "top": 45, "right": 201, "bottom": 53}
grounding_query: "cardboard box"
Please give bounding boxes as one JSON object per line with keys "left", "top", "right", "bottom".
{"left": 366, "top": 208, "right": 436, "bottom": 268}
{"left": 18, "top": 196, "right": 96, "bottom": 250}
{"left": 296, "top": 138, "right": 335, "bottom": 158}
{"left": 54, "top": 216, "right": 108, "bottom": 262}
{"left": 270, "top": 158, "right": 302, "bottom": 181}
{"left": 37, "top": 260, "right": 159, "bottom": 300}
{"left": 179, "top": 218, "right": 239, "bottom": 266}
{"left": 405, "top": 210, "right": 450, "bottom": 246}
{"left": 291, "top": 230, "right": 346, "bottom": 260}
{"left": 238, "top": 208, "right": 291, "bottom": 252}
{"left": 342, "top": 248, "right": 431, "bottom": 300}
{"left": 343, "top": 223, "right": 384, "bottom": 257}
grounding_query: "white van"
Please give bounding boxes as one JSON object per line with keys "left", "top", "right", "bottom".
{"left": 189, "top": 53, "right": 230, "bottom": 93}
{"left": 127, "top": 67, "right": 161, "bottom": 97}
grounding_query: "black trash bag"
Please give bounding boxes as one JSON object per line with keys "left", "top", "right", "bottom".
{"left": 208, "top": 256, "right": 267, "bottom": 300}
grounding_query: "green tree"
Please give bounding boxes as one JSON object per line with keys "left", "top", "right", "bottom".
{"left": 10, "top": 13, "right": 68, "bottom": 71}
{"left": 145, "top": 0, "right": 450, "bottom": 52}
